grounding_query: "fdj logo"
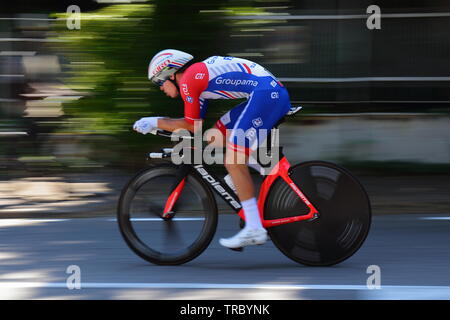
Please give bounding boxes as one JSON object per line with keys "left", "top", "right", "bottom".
{"left": 271, "top": 92, "right": 279, "bottom": 99}
{"left": 181, "top": 84, "right": 190, "bottom": 95}
{"left": 252, "top": 117, "right": 263, "bottom": 128}
{"left": 186, "top": 96, "right": 193, "bottom": 103}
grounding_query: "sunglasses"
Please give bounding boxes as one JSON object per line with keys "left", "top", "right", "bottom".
{"left": 152, "top": 68, "right": 177, "bottom": 87}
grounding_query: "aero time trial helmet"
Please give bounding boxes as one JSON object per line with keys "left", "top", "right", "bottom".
{"left": 148, "top": 49, "right": 194, "bottom": 86}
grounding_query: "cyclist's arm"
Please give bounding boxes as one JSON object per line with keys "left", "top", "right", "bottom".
{"left": 157, "top": 117, "right": 196, "bottom": 133}
{"left": 180, "top": 63, "right": 209, "bottom": 129}
{"left": 157, "top": 63, "right": 208, "bottom": 133}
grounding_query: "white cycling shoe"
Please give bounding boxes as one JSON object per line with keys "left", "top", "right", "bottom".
{"left": 219, "top": 228, "right": 268, "bottom": 249}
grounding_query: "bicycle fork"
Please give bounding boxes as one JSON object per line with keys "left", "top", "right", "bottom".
{"left": 161, "top": 165, "right": 190, "bottom": 219}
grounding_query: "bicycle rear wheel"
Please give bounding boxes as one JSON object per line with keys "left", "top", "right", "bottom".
{"left": 265, "top": 161, "right": 371, "bottom": 266}
{"left": 117, "top": 165, "right": 218, "bottom": 265}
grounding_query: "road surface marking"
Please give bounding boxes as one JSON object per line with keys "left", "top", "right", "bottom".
{"left": 418, "top": 216, "right": 450, "bottom": 220}
{"left": 1, "top": 282, "right": 450, "bottom": 291}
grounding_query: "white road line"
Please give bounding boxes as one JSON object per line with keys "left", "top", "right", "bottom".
{"left": 1, "top": 282, "right": 450, "bottom": 291}
{"left": 0, "top": 218, "right": 204, "bottom": 226}
{"left": 1, "top": 215, "right": 448, "bottom": 223}
{"left": 1, "top": 216, "right": 449, "bottom": 224}
{"left": 0, "top": 219, "right": 69, "bottom": 223}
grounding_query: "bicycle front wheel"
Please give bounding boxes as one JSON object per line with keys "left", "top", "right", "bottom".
{"left": 265, "top": 161, "right": 371, "bottom": 266}
{"left": 117, "top": 165, "right": 218, "bottom": 265}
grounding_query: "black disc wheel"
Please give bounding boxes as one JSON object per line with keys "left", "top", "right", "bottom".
{"left": 264, "top": 161, "right": 371, "bottom": 266}
{"left": 117, "top": 165, "right": 218, "bottom": 265}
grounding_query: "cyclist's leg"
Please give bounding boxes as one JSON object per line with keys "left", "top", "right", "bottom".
{"left": 214, "top": 89, "right": 291, "bottom": 197}
{"left": 219, "top": 89, "right": 291, "bottom": 248}
{"left": 225, "top": 88, "right": 291, "bottom": 204}
{"left": 220, "top": 149, "right": 268, "bottom": 248}
{"left": 210, "top": 103, "right": 259, "bottom": 200}
{"left": 224, "top": 149, "right": 255, "bottom": 201}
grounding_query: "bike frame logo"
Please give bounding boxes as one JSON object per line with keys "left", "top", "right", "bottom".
{"left": 170, "top": 121, "right": 280, "bottom": 174}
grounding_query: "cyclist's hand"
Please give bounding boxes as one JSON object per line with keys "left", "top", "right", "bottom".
{"left": 133, "top": 117, "right": 161, "bottom": 135}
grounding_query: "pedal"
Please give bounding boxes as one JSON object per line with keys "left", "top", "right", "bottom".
{"left": 229, "top": 247, "right": 244, "bottom": 252}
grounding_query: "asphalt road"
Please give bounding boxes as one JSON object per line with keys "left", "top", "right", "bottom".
{"left": 0, "top": 213, "right": 450, "bottom": 300}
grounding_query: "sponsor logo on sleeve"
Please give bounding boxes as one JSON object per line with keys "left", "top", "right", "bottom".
{"left": 181, "top": 83, "right": 190, "bottom": 95}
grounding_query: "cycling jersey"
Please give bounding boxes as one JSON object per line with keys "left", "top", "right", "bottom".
{"left": 179, "top": 56, "right": 291, "bottom": 155}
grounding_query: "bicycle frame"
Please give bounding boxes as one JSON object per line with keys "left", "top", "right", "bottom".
{"left": 163, "top": 155, "right": 319, "bottom": 228}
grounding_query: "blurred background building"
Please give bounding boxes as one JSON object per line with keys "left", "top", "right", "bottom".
{"left": 1, "top": 0, "right": 450, "bottom": 176}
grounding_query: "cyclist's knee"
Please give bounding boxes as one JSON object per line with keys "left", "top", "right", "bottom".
{"left": 225, "top": 145, "right": 249, "bottom": 167}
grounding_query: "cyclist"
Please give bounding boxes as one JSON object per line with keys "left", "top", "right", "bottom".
{"left": 133, "top": 49, "right": 292, "bottom": 249}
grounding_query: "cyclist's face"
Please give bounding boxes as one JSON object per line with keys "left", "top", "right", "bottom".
{"left": 160, "top": 74, "right": 179, "bottom": 98}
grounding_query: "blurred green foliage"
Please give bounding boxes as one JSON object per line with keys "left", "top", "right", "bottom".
{"left": 51, "top": 1, "right": 234, "bottom": 168}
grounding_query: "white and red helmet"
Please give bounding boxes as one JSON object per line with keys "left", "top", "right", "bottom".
{"left": 148, "top": 49, "right": 194, "bottom": 86}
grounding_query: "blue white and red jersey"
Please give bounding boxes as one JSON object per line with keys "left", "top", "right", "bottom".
{"left": 179, "top": 56, "right": 291, "bottom": 155}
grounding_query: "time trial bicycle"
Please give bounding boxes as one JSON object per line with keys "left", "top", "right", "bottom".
{"left": 117, "top": 106, "right": 371, "bottom": 266}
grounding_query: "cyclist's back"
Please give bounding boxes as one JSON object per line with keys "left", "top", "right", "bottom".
{"left": 179, "top": 56, "right": 291, "bottom": 127}
{"left": 199, "top": 55, "right": 283, "bottom": 96}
